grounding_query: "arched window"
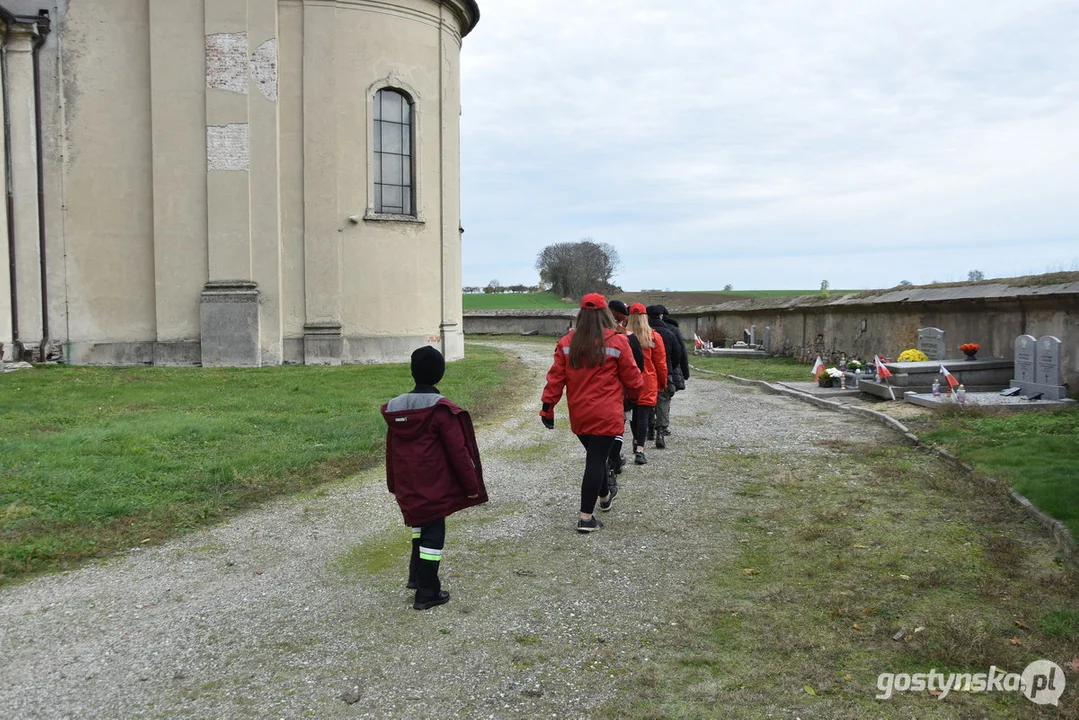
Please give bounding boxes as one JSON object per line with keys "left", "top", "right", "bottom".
{"left": 373, "top": 89, "right": 413, "bottom": 215}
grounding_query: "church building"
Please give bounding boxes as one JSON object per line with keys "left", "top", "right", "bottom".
{"left": 0, "top": 0, "right": 479, "bottom": 366}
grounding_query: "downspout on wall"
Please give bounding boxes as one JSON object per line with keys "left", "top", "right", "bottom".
{"left": 0, "top": 5, "right": 18, "bottom": 354}
{"left": 30, "top": 10, "right": 49, "bottom": 361}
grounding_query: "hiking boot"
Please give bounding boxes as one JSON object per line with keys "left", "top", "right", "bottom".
{"left": 611, "top": 454, "right": 625, "bottom": 475}
{"left": 413, "top": 590, "right": 450, "bottom": 610}
{"left": 634, "top": 451, "right": 647, "bottom": 465}
{"left": 576, "top": 516, "right": 604, "bottom": 533}
{"left": 598, "top": 484, "right": 618, "bottom": 512}
{"left": 655, "top": 433, "right": 666, "bottom": 449}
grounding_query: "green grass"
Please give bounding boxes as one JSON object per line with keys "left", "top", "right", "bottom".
{"left": 920, "top": 408, "right": 1079, "bottom": 538}
{"left": 0, "top": 344, "right": 522, "bottom": 584}
{"left": 691, "top": 354, "right": 812, "bottom": 383}
{"left": 601, "top": 443, "right": 1079, "bottom": 719}
{"left": 462, "top": 293, "right": 577, "bottom": 310}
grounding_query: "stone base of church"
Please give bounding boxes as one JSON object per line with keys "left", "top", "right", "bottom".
{"left": 200, "top": 281, "right": 261, "bottom": 367}
{"left": 60, "top": 330, "right": 469, "bottom": 367}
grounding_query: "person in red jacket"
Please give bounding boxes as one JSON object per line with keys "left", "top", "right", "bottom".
{"left": 626, "top": 304, "right": 667, "bottom": 465}
{"left": 382, "top": 346, "right": 488, "bottom": 610}
{"left": 541, "top": 293, "right": 644, "bottom": 533}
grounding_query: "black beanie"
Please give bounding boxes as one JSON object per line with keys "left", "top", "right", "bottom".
{"left": 608, "top": 300, "right": 629, "bottom": 317}
{"left": 645, "top": 305, "right": 663, "bottom": 317}
{"left": 411, "top": 346, "right": 445, "bottom": 386}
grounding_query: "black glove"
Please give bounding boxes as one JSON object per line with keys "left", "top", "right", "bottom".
{"left": 540, "top": 402, "right": 554, "bottom": 430}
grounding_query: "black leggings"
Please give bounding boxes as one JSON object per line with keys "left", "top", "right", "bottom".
{"left": 631, "top": 404, "right": 652, "bottom": 449}
{"left": 576, "top": 434, "right": 616, "bottom": 514}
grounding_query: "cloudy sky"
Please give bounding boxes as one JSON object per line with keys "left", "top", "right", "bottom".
{"left": 458, "top": 0, "right": 1079, "bottom": 292}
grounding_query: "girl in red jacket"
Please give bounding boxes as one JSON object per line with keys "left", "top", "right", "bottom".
{"left": 541, "top": 294, "right": 644, "bottom": 533}
{"left": 382, "top": 347, "right": 488, "bottom": 610}
{"left": 626, "top": 303, "right": 667, "bottom": 466}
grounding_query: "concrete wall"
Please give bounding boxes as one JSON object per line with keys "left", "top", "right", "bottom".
{"left": 2, "top": 0, "right": 478, "bottom": 366}
{"left": 678, "top": 283, "right": 1079, "bottom": 391}
{"left": 464, "top": 310, "right": 576, "bottom": 337}
{"left": 463, "top": 283, "right": 1079, "bottom": 391}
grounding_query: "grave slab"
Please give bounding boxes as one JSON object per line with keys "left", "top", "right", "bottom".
{"left": 905, "top": 391, "right": 1075, "bottom": 412}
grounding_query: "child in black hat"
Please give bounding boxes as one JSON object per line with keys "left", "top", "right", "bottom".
{"left": 381, "top": 347, "right": 488, "bottom": 609}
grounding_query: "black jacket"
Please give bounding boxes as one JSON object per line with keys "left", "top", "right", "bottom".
{"left": 663, "top": 317, "right": 690, "bottom": 380}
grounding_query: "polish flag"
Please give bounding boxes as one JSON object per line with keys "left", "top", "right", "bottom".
{"left": 693, "top": 333, "right": 705, "bottom": 348}
{"left": 940, "top": 364, "right": 960, "bottom": 390}
{"left": 874, "top": 355, "right": 893, "bottom": 380}
{"left": 811, "top": 356, "right": 825, "bottom": 380}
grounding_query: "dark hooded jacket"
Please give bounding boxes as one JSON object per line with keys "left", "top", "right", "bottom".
{"left": 663, "top": 315, "right": 691, "bottom": 380}
{"left": 382, "top": 394, "right": 487, "bottom": 526}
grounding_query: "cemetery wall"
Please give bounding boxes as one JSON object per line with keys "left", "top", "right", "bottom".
{"left": 680, "top": 292, "right": 1079, "bottom": 391}
{"left": 461, "top": 285, "right": 1079, "bottom": 392}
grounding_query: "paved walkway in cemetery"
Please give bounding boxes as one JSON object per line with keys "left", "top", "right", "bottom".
{"left": 0, "top": 340, "right": 904, "bottom": 719}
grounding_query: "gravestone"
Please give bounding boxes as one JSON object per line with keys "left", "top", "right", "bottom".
{"left": 1036, "top": 336, "right": 1062, "bottom": 386}
{"left": 742, "top": 329, "right": 751, "bottom": 345}
{"left": 917, "top": 327, "right": 946, "bottom": 361}
{"left": 750, "top": 325, "right": 758, "bottom": 347}
{"left": 1014, "top": 334, "right": 1036, "bottom": 384}
{"left": 764, "top": 327, "right": 773, "bottom": 353}
{"left": 1010, "top": 334, "right": 1067, "bottom": 400}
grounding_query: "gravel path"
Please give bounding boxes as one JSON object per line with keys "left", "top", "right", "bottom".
{"left": 0, "top": 340, "right": 894, "bottom": 719}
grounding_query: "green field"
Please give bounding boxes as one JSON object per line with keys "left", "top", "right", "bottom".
{"left": 463, "top": 293, "right": 577, "bottom": 310}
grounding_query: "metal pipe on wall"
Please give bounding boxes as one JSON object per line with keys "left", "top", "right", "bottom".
{"left": 31, "top": 10, "right": 50, "bottom": 361}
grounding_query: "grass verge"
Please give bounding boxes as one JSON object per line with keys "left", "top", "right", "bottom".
{"left": 917, "top": 407, "right": 1079, "bottom": 539}
{"left": 0, "top": 344, "right": 524, "bottom": 585}
{"left": 690, "top": 354, "right": 811, "bottom": 383}
{"left": 601, "top": 441, "right": 1079, "bottom": 719}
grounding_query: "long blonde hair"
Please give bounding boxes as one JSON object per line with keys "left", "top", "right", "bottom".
{"left": 569, "top": 307, "right": 616, "bottom": 368}
{"left": 626, "top": 314, "right": 654, "bottom": 348}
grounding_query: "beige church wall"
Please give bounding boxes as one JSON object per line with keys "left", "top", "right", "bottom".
{"left": 278, "top": 0, "right": 306, "bottom": 364}
{"left": 57, "top": 0, "right": 157, "bottom": 351}
{"left": 148, "top": 0, "right": 208, "bottom": 356}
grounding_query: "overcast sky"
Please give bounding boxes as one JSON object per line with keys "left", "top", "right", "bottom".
{"left": 458, "top": 0, "right": 1079, "bottom": 292}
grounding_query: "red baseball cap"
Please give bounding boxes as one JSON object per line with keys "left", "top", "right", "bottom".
{"left": 629, "top": 303, "right": 647, "bottom": 315}
{"left": 580, "top": 293, "right": 607, "bottom": 309}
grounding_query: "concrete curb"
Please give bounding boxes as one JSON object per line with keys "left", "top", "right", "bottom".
{"left": 696, "top": 365, "right": 1078, "bottom": 566}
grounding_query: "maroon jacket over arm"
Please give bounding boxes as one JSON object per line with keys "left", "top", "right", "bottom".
{"left": 382, "top": 397, "right": 488, "bottom": 527}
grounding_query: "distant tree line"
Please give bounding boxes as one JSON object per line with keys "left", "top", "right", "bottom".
{"left": 462, "top": 281, "right": 545, "bottom": 294}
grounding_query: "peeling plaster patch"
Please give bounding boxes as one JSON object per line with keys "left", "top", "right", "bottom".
{"left": 251, "top": 39, "right": 278, "bottom": 103}
{"left": 207, "top": 124, "right": 250, "bottom": 171}
{"left": 206, "top": 32, "right": 248, "bottom": 94}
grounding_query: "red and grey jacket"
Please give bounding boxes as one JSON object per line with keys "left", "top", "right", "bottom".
{"left": 541, "top": 329, "right": 644, "bottom": 436}
{"left": 637, "top": 330, "right": 668, "bottom": 408}
{"left": 382, "top": 395, "right": 487, "bottom": 527}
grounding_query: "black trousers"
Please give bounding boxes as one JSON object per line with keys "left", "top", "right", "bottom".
{"left": 408, "top": 517, "right": 446, "bottom": 600}
{"left": 631, "top": 404, "right": 651, "bottom": 449}
{"left": 576, "top": 434, "right": 616, "bottom": 514}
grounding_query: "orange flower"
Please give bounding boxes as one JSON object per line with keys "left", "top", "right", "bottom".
{"left": 960, "top": 343, "right": 980, "bottom": 353}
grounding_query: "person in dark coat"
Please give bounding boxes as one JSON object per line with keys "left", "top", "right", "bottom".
{"left": 657, "top": 305, "right": 690, "bottom": 388}
{"left": 382, "top": 346, "right": 487, "bottom": 610}
{"left": 646, "top": 305, "right": 682, "bottom": 447}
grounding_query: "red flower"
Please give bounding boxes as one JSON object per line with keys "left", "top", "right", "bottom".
{"left": 960, "top": 343, "right": 980, "bottom": 353}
